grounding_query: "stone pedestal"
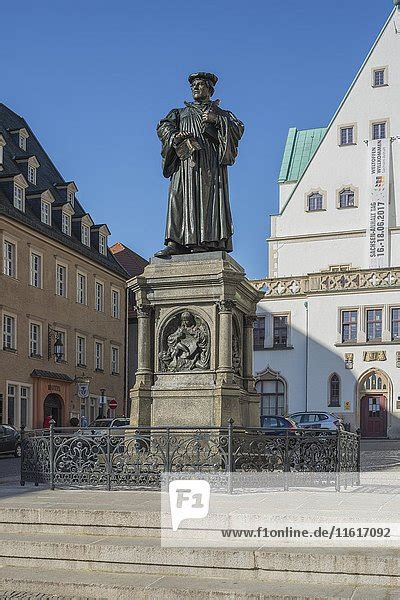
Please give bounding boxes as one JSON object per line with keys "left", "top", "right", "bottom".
{"left": 128, "top": 252, "right": 263, "bottom": 427}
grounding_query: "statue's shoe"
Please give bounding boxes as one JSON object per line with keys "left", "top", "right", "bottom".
{"left": 154, "top": 245, "right": 188, "bottom": 258}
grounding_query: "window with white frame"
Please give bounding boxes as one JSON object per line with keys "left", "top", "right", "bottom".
{"left": 30, "top": 252, "right": 42, "bottom": 288}
{"left": 338, "top": 188, "right": 355, "bottom": 209}
{"left": 67, "top": 190, "right": 75, "bottom": 206}
{"left": 307, "top": 192, "right": 324, "bottom": 212}
{"left": 373, "top": 68, "right": 386, "bottom": 87}
{"left": 372, "top": 122, "right": 387, "bottom": 140}
{"left": 6, "top": 384, "right": 16, "bottom": 426}
{"left": 111, "top": 346, "right": 120, "bottom": 374}
{"left": 56, "top": 263, "right": 67, "bottom": 297}
{"left": 19, "top": 132, "right": 27, "bottom": 150}
{"left": 3, "top": 314, "right": 16, "bottom": 350}
{"left": 27, "top": 164, "right": 36, "bottom": 184}
{"left": 340, "top": 126, "right": 354, "bottom": 146}
{"left": 41, "top": 200, "right": 51, "bottom": 225}
{"left": 76, "top": 335, "right": 86, "bottom": 366}
{"left": 99, "top": 234, "right": 107, "bottom": 256}
{"left": 111, "top": 289, "right": 120, "bottom": 319}
{"left": 76, "top": 272, "right": 87, "bottom": 305}
{"left": 6, "top": 383, "right": 32, "bottom": 428}
{"left": 62, "top": 212, "right": 71, "bottom": 235}
{"left": 3, "top": 240, "right": 16, "bottom": 277}
{"left": 95, "top": 281, "right": 104, "bottom": 312}
{"left": 29, "top": 322, "right": 42, "bottom": 357}
{"left": 94, "top": 340, "right": 104, "bottom": 371}
{"left": 13, "top": 184, "right": 25, "bottom": 211}
{"left": 81, "top": 224, "right": 90, "bottom": 247}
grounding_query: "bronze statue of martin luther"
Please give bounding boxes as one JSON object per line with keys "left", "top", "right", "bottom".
{"left": 155, "top": 72, "right": 244, "bottom": 258}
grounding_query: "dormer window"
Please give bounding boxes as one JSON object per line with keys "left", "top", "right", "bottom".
{"left": 18, "top": 129, "right": 29, "bottom": 151}
{"left": 28, "top": 164, "right": 36, "bottom": 184}
{"left": 99, "top": 234, "right": 107, "bottom": 256}
{"left": 14, "top": 183, "right": 25, "bottom": 211}
{"left": 68, "top": 190, "right": 75, "bottom": 205}
{"left": 62, "top": 212, "right": 71, "bottom": 235}
{"left": 0, "top": 134, "right": 5, "bottom": 169}
{"left": 41, "top": 200, "right": 51, "bottom": 225}
{"left": 81, "top": 223, "right": 90, "bottom": 246}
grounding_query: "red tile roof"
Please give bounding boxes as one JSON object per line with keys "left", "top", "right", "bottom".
{"left": 110, "top": 242, "right": 148, "bottom": 278}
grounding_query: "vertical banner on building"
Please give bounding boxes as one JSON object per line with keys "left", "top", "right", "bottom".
{"left": 368, "top": 138, "right": 390, "bottom": 268}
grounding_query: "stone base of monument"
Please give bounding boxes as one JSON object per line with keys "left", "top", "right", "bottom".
{"left": 128, "top": 251, "right": 263, "bottom": 427}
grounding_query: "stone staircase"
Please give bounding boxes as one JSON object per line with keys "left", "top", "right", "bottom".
{"left": 0, "top": 501, "right": 400, "bottom": 599}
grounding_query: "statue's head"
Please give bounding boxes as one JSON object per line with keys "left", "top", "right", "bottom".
{"left": 188, "top": 72, "right": 218, "bottom": 102}
{"left": 181, "top": 311, "right": 195, "bottom": 328}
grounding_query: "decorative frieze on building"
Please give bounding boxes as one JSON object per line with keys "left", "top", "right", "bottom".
{"left": 252, "top": 268, "right": 400, "bottom": 298}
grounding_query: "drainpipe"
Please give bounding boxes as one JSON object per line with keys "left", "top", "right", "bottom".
{"left": 304, "top": 301, "right": 309, "bottom": 412}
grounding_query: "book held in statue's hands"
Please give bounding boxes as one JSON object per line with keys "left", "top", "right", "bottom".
{"left": 175, "top": 137, "right": 202, "bottom": 161}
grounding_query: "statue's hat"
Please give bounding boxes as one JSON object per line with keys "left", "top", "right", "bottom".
{"left": 188, "top": 72, "right": 218, "bottom": 86}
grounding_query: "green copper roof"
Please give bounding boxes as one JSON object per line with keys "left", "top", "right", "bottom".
{"left": 278, "top": 127, "right": 327, "bottom": 183}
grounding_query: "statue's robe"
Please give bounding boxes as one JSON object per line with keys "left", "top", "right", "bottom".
{"left": 157, "top": 101, "right": 244, "bottom": 251}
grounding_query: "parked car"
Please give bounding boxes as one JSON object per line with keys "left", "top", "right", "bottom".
{"left": 288, "top": 412, "right": 344, "bottom": 431}
{"left": 88, "top": 418, "right": 130, "bottom": 435}
{"left": 260, "top": 415, "right": 299, "bottom": 435}
{"left": 0, "top": 425, "right": 21, "bottom": 458}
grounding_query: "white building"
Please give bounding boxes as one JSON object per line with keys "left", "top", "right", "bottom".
{"left": 253, "top": 5, "right": 400, "bottom": 438}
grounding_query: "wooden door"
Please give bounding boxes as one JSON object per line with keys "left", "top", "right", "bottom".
{"left": 361, "top": 395, "right": 387, "bottom": 438}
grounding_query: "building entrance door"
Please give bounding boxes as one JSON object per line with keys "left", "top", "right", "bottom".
{"left": 43, "top": 393, "right": 63, "bottom": 426}
{"left": 360, "top": 395, "right": 387, "bottom": 438}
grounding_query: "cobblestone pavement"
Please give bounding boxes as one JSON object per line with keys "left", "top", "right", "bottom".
{"left": 0, "top": 457, "right": 19, "bottom": 482}
{"left": 361, "top": 440, "right": 400, "bottom": 471}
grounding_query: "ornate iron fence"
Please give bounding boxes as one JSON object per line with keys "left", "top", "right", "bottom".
{"left": 20, "top": 420, "right": 360, "bottom": 491}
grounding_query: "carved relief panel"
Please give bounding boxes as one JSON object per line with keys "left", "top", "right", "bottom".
{"left": 159, "top": 311, "right": 211, "bottom": 372}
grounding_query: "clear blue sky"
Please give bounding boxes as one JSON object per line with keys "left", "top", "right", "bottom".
{"left": 1, "top": 0, "right": 393, "bottom": 278}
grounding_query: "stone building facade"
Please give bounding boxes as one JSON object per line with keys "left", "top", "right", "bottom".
{"left": 0, "top": 103, "right": 128, "bottom": 428}
{"left": 253, "top": 6, "right": 400, "bottom": 438}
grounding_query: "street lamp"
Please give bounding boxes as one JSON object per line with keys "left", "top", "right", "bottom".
{"left": 48, "top": 326, "right": 64, "bottom": 362}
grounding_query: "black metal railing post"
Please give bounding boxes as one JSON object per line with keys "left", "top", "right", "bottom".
{"left": 284, "top": 429, "right": 290, "bottom": 491}
{"left": 335, "top": 429, "right": 341, "bottom": 492}
{"left": 107, "top": 428, "right": 112, "bottom": 491}
{"left": 20, "top": 424, "right": 26, "bottom": 486}
{"left": 227, "top": 419, "right": 234, "bottom": 494}
{"left": 164, "top": 427, "right": 171, "bottom": 489}
{"left": 49, "top": 418, "right": 55, "bottom": 490}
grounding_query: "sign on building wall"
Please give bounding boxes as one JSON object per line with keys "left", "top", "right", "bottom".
{"left": 368, "top": 138, "right": 390, "bottom": 268}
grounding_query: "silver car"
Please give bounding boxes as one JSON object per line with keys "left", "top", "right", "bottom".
{"left": 288, "top": 412, "right": 344, "bottom": 431}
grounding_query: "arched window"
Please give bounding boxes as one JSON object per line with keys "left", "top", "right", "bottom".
{"left": 307, "top": 192, "right": 324, "bottom": 212}
{"left": 256, "top": 377, "right": 286, "bottom": 416}
{"left": 338, "top": 188, "right": 355, "bottom": 208}
{"left": 365, "top": 373, "right": 386, "bottom": 392}
{"left": 329, "top": 373, "right": 340, "bottom": 407}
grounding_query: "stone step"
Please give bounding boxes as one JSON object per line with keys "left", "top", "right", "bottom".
{"left": 1, "top": 529, "right": 400, "bottom": 586}
{"left": 0, "top": 565, "right": 398, "bottom": 599}
{"left": 0, "top": 506, "right": 161, "bottom": 537}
